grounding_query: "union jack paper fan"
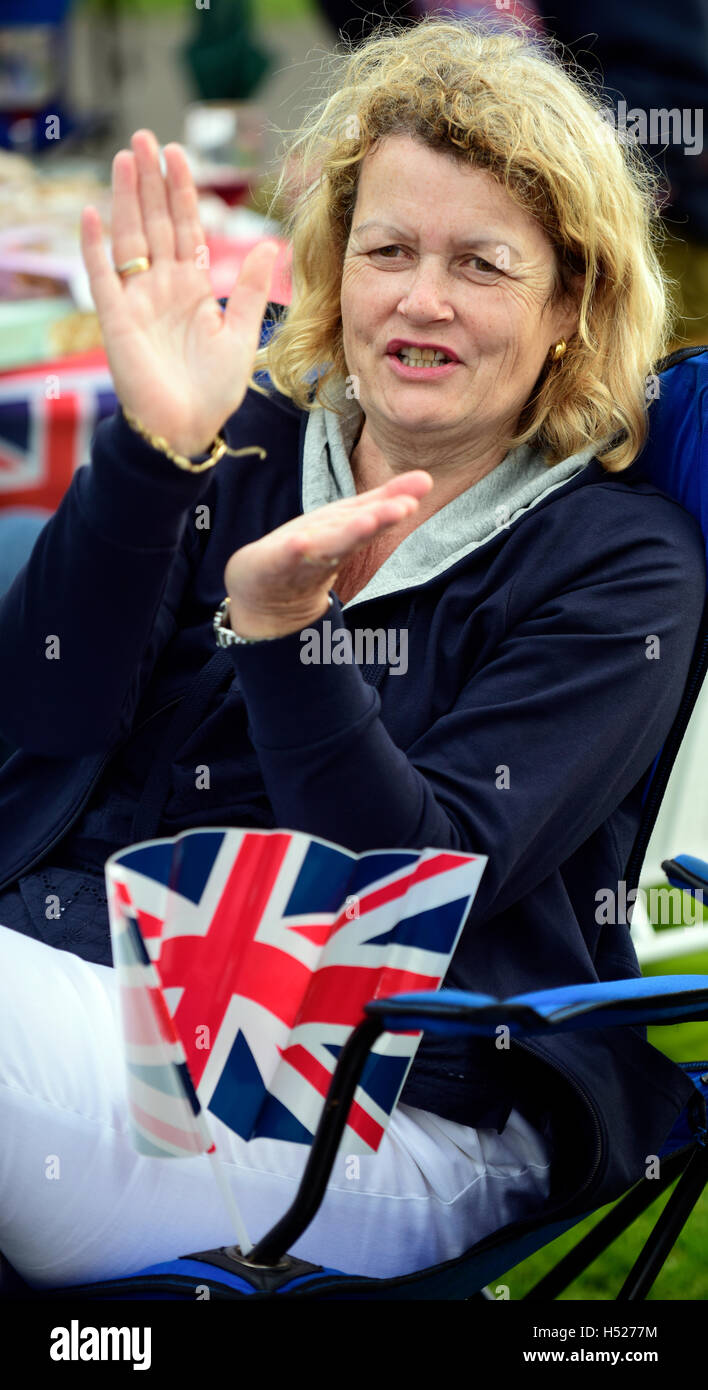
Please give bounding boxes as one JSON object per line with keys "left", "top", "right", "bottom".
{"left": 105, "top": 827, "right": 487, "bottom": 1157}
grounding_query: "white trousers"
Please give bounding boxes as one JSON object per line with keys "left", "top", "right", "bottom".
{"left": 0, "top": 924, "right": 552, "bottom": 1289}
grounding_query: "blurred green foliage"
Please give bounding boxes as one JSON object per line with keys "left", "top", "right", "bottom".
{"left": 76, "top": 0, "right": 314, "bottom": 17}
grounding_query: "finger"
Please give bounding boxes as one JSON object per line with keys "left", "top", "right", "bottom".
{"left": 372, "top": 470, "right": 433, "bottom": 499}
{"left": 130, "top": 128, "right": 175, "bottom": 263}
{"left": 336, "top": 470, "right": 433, "bottom": 509}
{"left": 222, "top": 240, "right": 281, "bottom": 336}
{"left": 163, "top": 142, "right": 206, "bottom": 264}
{"left": 110, "top": 149, "right": 150, "bottom": 272}
{"left": 313, "top": 495, "right": 420, "bottom": 535}
{"left": 236, "top": 497, "right": 416, "bottom": 588}
{"left": 80, "top": 204, "right": 124, "bottom": 321}
{"left": 294, "top": 496, "right": 418, "bottom": 557}
{"left": 308, "top": 483, "right": 428, "bottom": 532}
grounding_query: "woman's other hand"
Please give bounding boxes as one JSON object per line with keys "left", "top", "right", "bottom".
{"left": 80, "top": 128, "right": 280, "bottom": 458}
{"left": 223, "top": 471, "right": 433, "bottom": 639}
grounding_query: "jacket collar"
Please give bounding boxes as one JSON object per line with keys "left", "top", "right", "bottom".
{"left": 301, "top": 379, "right": 609, "bottom": 611}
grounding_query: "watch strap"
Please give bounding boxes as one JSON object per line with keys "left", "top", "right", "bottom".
{"left": 212, "top": 595, "right": 334, "bottom": 646}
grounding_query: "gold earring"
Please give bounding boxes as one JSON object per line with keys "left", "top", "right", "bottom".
{"left": 549, "top": 339, "right": 567, "bottom": 362}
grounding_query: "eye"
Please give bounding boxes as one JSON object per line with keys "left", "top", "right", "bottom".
{"left": 371, "top": 245, "right": 406, "bottom": 260}
{"left": 370, "top": 246, "right": 502, "bottom": 274}
{"left": 465, "top": 255, "right": 500, "bottom": 275}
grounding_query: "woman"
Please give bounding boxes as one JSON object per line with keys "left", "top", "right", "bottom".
{"left": 0, "top": 17, "right": 705, "bottom": 1288}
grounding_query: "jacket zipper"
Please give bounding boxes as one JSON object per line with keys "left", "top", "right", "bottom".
{"left": 0, "top": 696, "right": 183, "bottom": 892}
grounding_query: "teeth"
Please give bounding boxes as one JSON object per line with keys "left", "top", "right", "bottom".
{"left": 397, "top": 347, "right": 452, "bottom": 366}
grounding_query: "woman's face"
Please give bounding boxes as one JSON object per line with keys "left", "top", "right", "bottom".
{"left": 340, "top": 134, "right": 580, "bottom": 459}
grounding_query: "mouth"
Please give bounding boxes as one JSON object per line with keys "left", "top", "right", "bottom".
{"left": 386, "top": 340, "right": 460, "bottom": 366}
{"left": 385, "top": 346, "right": 461, "bottom": 379}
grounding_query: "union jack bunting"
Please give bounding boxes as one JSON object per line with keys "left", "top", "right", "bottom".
{"left": 0, "top": 351, "right": 117, "bottom": 511}
{"left": 106, "top": 828, "right": 487, "bottom": 1157}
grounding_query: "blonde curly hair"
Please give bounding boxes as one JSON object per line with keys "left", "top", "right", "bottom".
{"left": 250, "top": 15, "right": 676, "bottom": 472}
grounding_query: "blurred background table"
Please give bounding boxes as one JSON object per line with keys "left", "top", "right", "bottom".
{"left": 0, "top": 229, "right": 291, "bottom": 513}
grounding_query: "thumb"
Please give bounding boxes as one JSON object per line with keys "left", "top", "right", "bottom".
{"left": 223, "top": 240, "right": 281, "bottom": 335}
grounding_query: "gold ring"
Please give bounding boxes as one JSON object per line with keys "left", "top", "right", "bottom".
{"left": 115, "top": 257, "right": 151, "bottom": 278}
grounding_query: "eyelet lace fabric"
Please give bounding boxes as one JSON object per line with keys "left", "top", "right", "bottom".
{"left": 12, "top": 866, "right": 113, "bottom": 966}
{"left": 0, "top": 781, "right": 139, "bottom": 968}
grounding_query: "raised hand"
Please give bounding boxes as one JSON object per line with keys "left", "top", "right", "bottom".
{"left": 80, "top": 128, "right": 280, "bottom": 458}
{"left": 224, "top": 471, "right": 434, "bottom": 639}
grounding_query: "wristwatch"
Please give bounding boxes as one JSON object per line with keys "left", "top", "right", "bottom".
{"left": 213, "top": 597, "right": 264, "bottom": 646}
{"left": 212, "top": 594, "right": 334, "bottom": 647}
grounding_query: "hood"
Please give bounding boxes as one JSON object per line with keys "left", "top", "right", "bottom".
{"left": 301, "top": 381, "right": 609, "bottom": 611}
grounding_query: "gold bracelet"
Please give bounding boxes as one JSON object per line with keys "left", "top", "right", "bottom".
{"left": 121, "top": 406, "right": 267, "bottom": 473}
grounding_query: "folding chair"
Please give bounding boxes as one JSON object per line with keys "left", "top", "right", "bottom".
{"left": 2, "top": 339, "right": 707, "bottom": 1303}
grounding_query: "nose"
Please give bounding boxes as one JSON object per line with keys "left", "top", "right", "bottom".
{"left": 396, "top": 257, "right": 455, "bottom": 323}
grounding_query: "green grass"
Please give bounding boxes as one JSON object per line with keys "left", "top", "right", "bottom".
{"left": 77, "top": 0, "right": 314, "bottom": 17}
{"left": 495, "top": 924, "right": 708, "bottom": 1300}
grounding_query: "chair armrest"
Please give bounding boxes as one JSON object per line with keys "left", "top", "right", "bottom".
{"left": 364, "top": 974, "right": 708, "bottom": 1037}
{"left": 662, "top": 853, "right": 708, "bottom": 897}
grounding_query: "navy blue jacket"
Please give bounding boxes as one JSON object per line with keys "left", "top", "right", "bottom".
{"left": 0, "top": 381, "right": 706, "bottom": 1226}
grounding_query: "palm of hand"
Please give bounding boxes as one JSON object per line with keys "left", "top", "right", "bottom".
{"left": 80, "top": 128, "right": 280, "bottom": 458}
{"left": 100, "top": 264, "right": 244, "bottom": 455}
